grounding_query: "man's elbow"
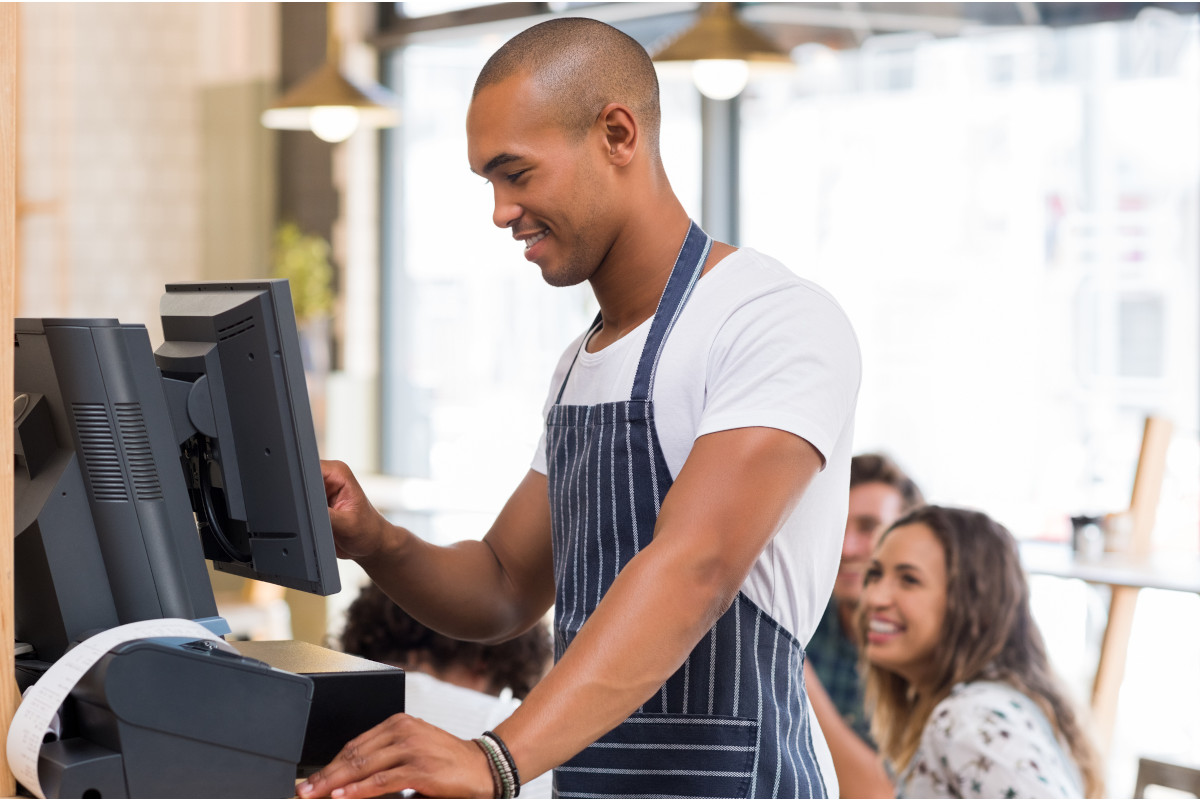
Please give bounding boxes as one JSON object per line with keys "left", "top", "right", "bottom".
{"left": 678, "top": 548, "right": 748, "bottom": 627}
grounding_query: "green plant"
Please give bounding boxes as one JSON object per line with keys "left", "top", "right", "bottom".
{"left": 271, "top": 222, "right": 335, "bottom": 322}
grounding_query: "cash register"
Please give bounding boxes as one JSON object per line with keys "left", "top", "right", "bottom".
{"left": 12, "top": 280, "right": 404, "bottom": 798}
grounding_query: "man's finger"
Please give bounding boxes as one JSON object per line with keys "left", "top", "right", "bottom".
{"left": 297, "top": 716, "right": 415, "bottom": 797}
{"left": 326, "top": 765, "right": 415, "bottom": 800}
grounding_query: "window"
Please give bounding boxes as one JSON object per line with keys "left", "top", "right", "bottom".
{"left": 740, "top": 16, "right": 1199, "bottom": 550}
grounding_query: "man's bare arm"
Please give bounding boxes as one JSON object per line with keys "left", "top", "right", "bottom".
{"left": 323, "top": 461, "right": 556, "bottom": 642}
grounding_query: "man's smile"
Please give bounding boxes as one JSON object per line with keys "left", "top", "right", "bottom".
{"left": 521, "top": 228, "right": 549, "bottom": 250}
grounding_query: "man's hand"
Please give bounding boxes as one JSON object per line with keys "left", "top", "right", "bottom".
{"left": 322, "top": 460, "right": 392, "bottom": 561}
{"left": 296, "top": 714, "right": 496, "bottom": 799}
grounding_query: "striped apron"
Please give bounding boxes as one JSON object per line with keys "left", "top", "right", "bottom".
{"left": 546, "top": 222, "right": 828, "bottom": 799}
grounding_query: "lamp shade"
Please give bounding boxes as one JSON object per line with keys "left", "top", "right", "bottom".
{"left": 652, "top": 3, "right": 792, "bottom": 100}
{"left": 261, "top": 60, "right": 399, "bottom": 142}
{"left": 261, "top": 3, "right": 400, "bottom": 143}
{"left": 653, "top": 3, "right": 792, "bottom": 64}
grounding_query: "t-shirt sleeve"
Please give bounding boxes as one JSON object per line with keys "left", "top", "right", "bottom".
{"left": 695, "top": 284, "right": 861, "bottom": 465}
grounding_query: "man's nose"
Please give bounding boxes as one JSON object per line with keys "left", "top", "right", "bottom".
{"left": 492, "top": 186, "right": 521, "bottom": 230}
{"left": 841, "top": 530, "right": 871, "bottom": 561}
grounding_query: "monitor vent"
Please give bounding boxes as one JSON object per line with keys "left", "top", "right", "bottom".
{"left": 116, "top": 402, "right": 163, "bottom": 501}
{"left": 218, "top": 316, "right": 255, "bottom": 341}
{"left": 72, "top": 403, "right": 129, "bottom": 502}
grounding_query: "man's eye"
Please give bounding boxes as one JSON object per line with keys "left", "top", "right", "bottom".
{"left": 505, "top": 170, "right": 528, "bottom": 183}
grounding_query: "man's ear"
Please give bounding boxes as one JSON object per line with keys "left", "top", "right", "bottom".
{"left": 599, "top": 102, "right": 638, "bottom": 166}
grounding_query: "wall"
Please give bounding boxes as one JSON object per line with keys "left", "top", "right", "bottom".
{"left": 18, "top": 2, "right": 278, "bottom": 343}
{"left": 15, "top": 2, "right": 376, "bottom": 645}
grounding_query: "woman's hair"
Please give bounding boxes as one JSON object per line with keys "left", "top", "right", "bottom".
{"left": 859, "top": 505, "right": 1103, "bottom": 797}
{"left": 339, "top": 583, "right": 552, "bottom": 700}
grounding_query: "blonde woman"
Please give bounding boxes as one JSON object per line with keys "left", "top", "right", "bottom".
{"left": 859, "top": 505, "right": 1103, "bottom": 798}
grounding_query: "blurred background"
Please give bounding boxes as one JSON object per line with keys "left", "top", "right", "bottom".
{"left": 13, "top": 2, "right": 1200, "bottom": 795}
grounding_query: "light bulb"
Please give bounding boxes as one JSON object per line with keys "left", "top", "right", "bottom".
{"left": 692, "top": 59, "right": 750, "bottom": 100}
{"left": 309, "top": 106, "right": 360, "bottom": 143}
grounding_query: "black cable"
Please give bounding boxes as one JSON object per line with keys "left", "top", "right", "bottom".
{"left": 198, "top": 451, "right": 252, "bottom": 563}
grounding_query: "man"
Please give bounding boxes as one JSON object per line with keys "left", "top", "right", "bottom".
{"left": 804, "top": 453, "right": 924, "bottom": 798}
{"left": 299, "top": 18, "right": 859, "bottom": 800}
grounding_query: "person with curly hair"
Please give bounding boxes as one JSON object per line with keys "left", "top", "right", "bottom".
{"left": 860, "top": 505, "right": 1103, "bottom": 798}
{"left": 340, "top": 582, "right": 551, "bottom": 700}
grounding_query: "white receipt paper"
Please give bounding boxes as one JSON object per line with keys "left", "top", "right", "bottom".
{"left": 6, "top": 618, "right": 234, "bottom": 799}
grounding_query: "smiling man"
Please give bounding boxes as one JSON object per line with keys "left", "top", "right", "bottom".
{"left": 300, "top": 17, "right": 860, "bottom": 800}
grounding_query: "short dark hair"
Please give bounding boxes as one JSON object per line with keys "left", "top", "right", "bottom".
{"left": 473, "top": 17, "right": 662, "bottom": 161}
{"left": 339, "top": 583, "right": 552, "bottom": 700}
{"left": 849, "top": 453, "right": 923, "bottom": 511}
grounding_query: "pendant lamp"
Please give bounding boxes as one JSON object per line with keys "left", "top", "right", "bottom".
{"left": 652, "top": 2, "right": 793, "bottom": 100}
{"left": 261, "top": 3, "right": 399, "bottom": 143}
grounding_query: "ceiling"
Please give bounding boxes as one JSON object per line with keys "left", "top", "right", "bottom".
{"left": 377, "top": 2, "right": 1200, "bottom": 50}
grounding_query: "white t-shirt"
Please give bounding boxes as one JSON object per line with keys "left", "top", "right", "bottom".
{"left": 531, "top": 247, "right": 861, "bottom": 644}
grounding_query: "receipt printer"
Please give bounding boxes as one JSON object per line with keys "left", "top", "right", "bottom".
{"left": 16, "top": 637, "right": 313, "bottom": 799}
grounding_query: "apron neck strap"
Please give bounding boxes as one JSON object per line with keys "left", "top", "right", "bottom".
{"left": 630, "top": 220, "right": 712, "bottom": 402}
{"left": 553, "top": 221, "right": 713, "bottom": 405}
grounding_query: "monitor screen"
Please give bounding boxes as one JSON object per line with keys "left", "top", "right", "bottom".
{"left": 155, "top": 280, "right": 340, "bottom": 596}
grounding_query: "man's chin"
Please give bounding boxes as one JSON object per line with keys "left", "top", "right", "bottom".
{"left": 539, "top": 261, "right": 592, "bottom": 288}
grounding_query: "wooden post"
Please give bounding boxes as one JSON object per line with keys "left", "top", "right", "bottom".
{"left": 1089, "top": 416, "right": 1174, "bottom": 755}
{"left": 1, "top": 3, "right": 20, "bottom": 795}
{"left": 1127, "top": 416, "right": 1173, "bottom": 560}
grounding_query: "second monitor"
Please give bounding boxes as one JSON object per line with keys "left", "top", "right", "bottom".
{"left": 156, "top": 280, "right": 340, "bottom": 596}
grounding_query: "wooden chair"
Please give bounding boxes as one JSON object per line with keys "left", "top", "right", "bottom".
{"left": 1134, "top": 757, "right": 1200, "bottom": 798}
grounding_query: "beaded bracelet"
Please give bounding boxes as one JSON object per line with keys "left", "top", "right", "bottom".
{"left": 472, "top": 737, "right": 503, "bottom": 798}
{"left": 479, "top": 730, "right": 521, "bottom": 798}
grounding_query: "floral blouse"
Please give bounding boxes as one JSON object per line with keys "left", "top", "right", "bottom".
{"left": 896, "top": 681, "right": 1084, "bottom": 799}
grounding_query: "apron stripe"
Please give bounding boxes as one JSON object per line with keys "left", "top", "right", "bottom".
{"left": 557, "top": 768, "right": 751, "bottom": 777}
{"left": 595, "top": 407, "right": 603, "bottom": 608}
{"left": 608, "top": 406, "right": 620, "bottom": 589}
{"left": 624, "top": 421, "right": 639, "bottom": 554}
{"left": 581, "top": 419, "right": 591, "bottom": 631}
{"left": 646, "top": 413, "right": 660, "bottom": 515}
{"left": 784, "top": 645, "right": 799, "bottom": 792}
{"left": 802, "top": 662, "right": 826, "bottom": 797}
{"left": 708, "top": 626, "right": 718, "bottom": 716}
{"left": 748, "top": 608, "right": 763, "bottom": 797}
{"left": 771, "top": 623, "right": 782, "bottom": 797}
{"left": 586, "top": 743, "right": 756, "bottom": 751}
{"left": 733, "top": 600, "right": 742, "bottom": 717}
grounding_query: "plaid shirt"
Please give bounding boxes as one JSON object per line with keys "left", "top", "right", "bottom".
{"left": 807, "top": 598, "right": 875, "bottom": 747}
